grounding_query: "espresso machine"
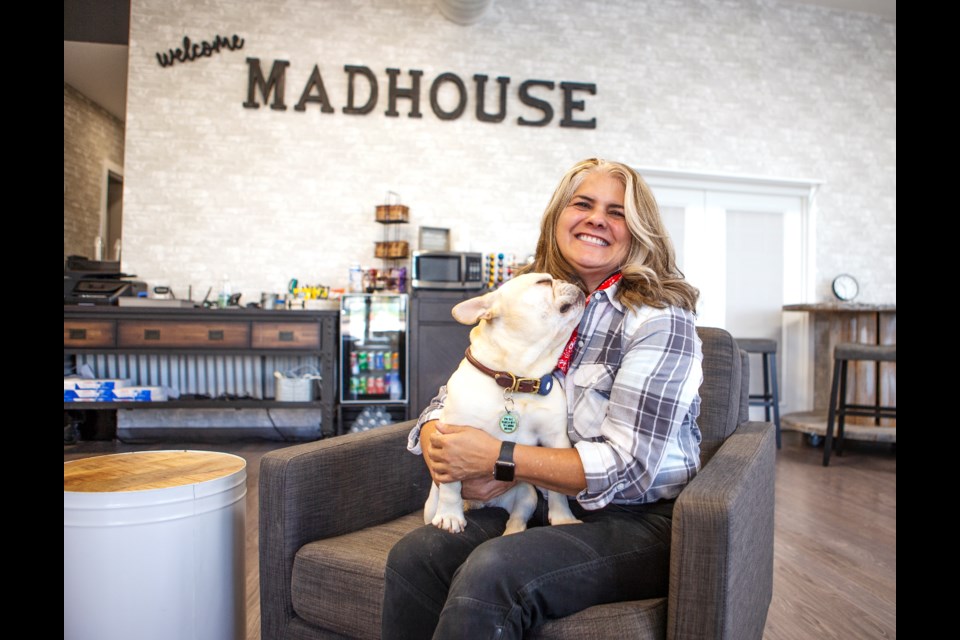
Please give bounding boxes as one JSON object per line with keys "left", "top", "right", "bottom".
{"left": 63, "top": 255, "right": 146, "bottom": 305}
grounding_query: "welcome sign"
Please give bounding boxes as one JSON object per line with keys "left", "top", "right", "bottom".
{"left": 241, "top": 59, "right": 597, "bottom": 129}
{"left": 156, "top": 34, "right": 597, "bottom": 129}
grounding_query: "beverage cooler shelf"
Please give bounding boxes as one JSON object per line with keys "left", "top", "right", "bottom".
{"left": 338, "top": 294, "right": 409, "bottom": 426}
{"left": 345, "top": 347, "right": 403, "bottom": 400}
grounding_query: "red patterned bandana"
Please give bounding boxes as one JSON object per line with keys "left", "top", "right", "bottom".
{"left": 556, "top": 272, "right": 622, "bottom": 374}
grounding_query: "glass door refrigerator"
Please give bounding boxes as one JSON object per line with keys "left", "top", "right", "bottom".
{"left": 339, "top": 293, "right": 408, "bottom": 433}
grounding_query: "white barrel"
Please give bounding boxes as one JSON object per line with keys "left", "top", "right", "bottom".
{"left": 64, "top": 451, "right": 247, "bottom": 640}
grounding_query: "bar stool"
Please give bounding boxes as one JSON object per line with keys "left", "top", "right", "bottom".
{"left": 823, "top": 342, "right": 897, "bottom": 466}
{"left": 736, "top": 338, "right": 782, "bottom": 449}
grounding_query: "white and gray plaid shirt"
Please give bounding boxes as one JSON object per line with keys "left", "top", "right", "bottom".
{"left": 409, "top": 281, "right": 703, "bottom": 509}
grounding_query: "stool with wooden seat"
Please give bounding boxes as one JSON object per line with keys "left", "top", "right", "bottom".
{"left": 736, "top": 338, "right": 782, "bottom": 449}
{"left": 823, "top": 342, "right": 897, "bottom": 466}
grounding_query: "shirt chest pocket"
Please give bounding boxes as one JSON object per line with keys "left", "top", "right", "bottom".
{"left": 573, "top": 363, "right": 615, "bottom": 399}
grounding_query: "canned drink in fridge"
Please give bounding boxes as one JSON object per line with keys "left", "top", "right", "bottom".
{"left": 349, "top": 376, "right": 360, "bottom": 397}
{"left": 374, "top": 351, "right": 384, "bottom": 370}
{"left": 383, "top": 351, "right": 392, "bottom": 370}
{"left": 393, "top": 352, "right": 400, "bottom": 369}
{"left": 367, "top": 376, "right": 376, "bottom": 394}
{"left": 358, "top": 351, "right": 367, "bottom": 371}
{"left": 350, "top": 352, "right": 359, "bottom": 375}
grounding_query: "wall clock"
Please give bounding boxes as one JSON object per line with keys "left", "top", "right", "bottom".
{"left": 831, "top": 274, "right": 859, "bottom": 301}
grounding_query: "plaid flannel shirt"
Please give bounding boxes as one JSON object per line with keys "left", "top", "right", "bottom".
{"left": 409, "top": 281, "right": 703, "bottom": 509}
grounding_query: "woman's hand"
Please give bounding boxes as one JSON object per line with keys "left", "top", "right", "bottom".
{"left": 421, "top": 421, "right": 514, "bottom": 501}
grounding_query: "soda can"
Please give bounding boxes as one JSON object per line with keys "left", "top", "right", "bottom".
{"left": 367, "top": 376, "right": 376, "bottom": 394}
{"left": 349, "top": 376, "right": 359, "bottom": 397}
{"left": 350, "top": 352, "right": 359, "bottom": 375}
{"left": 393, "top": 352, "right": 400, "bottom": 370}
{"left": 358, "top": 351, "right": 367, "bottom": 371}
{"left": 383, "top": 351, "right": 392, "bottom": 370}
{"left": 375, "top": 351, "right": 384, "bottom": 370}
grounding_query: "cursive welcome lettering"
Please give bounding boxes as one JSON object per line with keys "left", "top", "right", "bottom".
{"left": 156, "top": 34, "right": 245, "bottom": 68}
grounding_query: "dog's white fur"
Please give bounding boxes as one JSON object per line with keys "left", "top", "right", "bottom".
{"left": 423, "top": 273, "right": 586, "bottom": 535}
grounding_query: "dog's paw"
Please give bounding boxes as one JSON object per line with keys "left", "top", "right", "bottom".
{"left": 548, "top": 514, "right": 583, "bottom": 526}
{"left": 503, "top": 519, "right": 529, "bottom": 536}
{"left": 432, "top": 512, "right": 467, "bottom": 534}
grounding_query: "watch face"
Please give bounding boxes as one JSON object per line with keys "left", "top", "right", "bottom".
{"left": 832, "top": 274, "right": 859, "bottom": 301}
{"left": 493, "top": 461, "right": 515, "bottom": 482}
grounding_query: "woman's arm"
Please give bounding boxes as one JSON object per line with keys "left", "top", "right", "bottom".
{"left": 572, "top": 310, "right": 702, "bottom": 508}
{"left": 426, "top": 421, "right": 586, "bottom": 497}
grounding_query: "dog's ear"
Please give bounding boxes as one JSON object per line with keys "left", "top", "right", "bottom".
{"left": 451, "top": 291, "right": 499, "bottom": 325}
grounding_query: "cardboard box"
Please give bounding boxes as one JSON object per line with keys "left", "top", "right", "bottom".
{"left": 64, "top": 378, "right": 131, "bottom": 391}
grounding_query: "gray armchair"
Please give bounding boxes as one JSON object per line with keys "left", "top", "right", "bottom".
{"left": 260, "top": 327, "right": 775, "bottom": 639}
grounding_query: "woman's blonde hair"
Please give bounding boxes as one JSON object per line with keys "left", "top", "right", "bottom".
{"left": 523, "top": 158, "right": 699, "bottom": 312}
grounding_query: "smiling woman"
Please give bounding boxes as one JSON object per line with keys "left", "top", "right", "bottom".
{"left": 555, "top": 173, "right": 629, "bottom": 292}
{"left": 383, "top": 158, "right": 704, "bottom": 640}
{"left": 526, "top": 158, "right": 699, "bottom": 312}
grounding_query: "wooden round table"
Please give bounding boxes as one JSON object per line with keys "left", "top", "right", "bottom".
{"left": 64, "top": 451, "right": 247, "bottom": 640}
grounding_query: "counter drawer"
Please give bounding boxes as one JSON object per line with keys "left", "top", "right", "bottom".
{"left": 252, "top": 322, "right": 321, "bottom": 349}
{"left": 64, "top": 321, "right": 116, "bottom": 348}
{"left": 118, "top": 321, "right": 250, "bottom": 348}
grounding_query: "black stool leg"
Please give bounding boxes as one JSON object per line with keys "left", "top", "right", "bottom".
{"left": 823, "top": 357, "right": 843, "bottom": 466}
{"left": 761, "top": 354, "right": 772, "bottom": 423}
{"left": 836, "top": 359, "right": 849, "bottom": 457}
{"left": 769, "top": 352, "right": 782, "bottom": 450}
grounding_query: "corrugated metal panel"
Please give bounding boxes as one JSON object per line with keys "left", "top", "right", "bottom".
{"left": 75, "top": 354, "right": 320, "bottom": 399}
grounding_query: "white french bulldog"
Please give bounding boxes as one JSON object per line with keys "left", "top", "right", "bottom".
{"left": 424, "top": 273, "right": 586, "bottom": 535}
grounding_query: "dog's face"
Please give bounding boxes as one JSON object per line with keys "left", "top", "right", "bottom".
{"left": 451, "top": 273, "right": 586, "bottom": 369}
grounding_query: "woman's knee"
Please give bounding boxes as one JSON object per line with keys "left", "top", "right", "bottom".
{"left": 450, "top": 536, "right": 529, "bottom": 603}
{"left": 387, "top": 526, "right": 451, "bottom": 578}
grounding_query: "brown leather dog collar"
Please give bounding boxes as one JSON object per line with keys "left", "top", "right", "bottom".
{"left": 464, "top": 347, "right": 555, "bottom": 396}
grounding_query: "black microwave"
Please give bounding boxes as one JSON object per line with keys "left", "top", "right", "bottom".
{"left": 411, "top": 251, "right": 485, "bottom": 290}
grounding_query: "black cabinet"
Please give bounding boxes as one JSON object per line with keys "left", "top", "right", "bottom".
{"left": 408, "top": 289, "right": 480, "bottom": 419}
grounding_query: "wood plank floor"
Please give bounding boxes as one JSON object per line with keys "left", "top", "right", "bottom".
{"left": 64, "top": 430, "right": 896, "bottom": 639}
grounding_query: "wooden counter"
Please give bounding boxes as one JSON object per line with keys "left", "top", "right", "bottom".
{"left": 782, "top": 303, "right": 896, "bottom": 433}
{"left": 64, "top": 305, "right": 340, "bottom": 436}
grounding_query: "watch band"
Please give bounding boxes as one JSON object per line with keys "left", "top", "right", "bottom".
{"left": 493, "top": 441, "right": 516, "bottom": 482}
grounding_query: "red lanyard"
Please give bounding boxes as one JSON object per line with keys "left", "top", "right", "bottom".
{"left": 555, "top": 273, "right": 622, "bottom": 374}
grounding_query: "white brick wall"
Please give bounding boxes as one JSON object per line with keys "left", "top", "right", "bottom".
{"left": 64, "top": 83, "right": 125, "bottom": 260}
{"left": 121, "top": 0, "right": 895, "bottom": 304}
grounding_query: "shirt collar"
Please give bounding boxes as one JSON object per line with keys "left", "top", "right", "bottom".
{"left": 589, "top": 280, "right": 624, "bottom": 313}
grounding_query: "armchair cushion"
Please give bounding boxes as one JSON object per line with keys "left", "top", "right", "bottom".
{"left": 292, "top": 513, "right": 423, "bottom": 638}
{"left": 528, "top": 599, "right": 666, "bottom": 639}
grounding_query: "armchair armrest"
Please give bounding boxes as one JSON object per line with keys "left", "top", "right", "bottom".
{"left": 667, "top": 421, "right": 776, "bottom": 640}
{"left": 259, "top": 420, "right": 431, "bottom": 640}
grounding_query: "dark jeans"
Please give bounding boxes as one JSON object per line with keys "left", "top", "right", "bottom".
{"left": 381, "top": 495, "right": 674, "bottom": 640}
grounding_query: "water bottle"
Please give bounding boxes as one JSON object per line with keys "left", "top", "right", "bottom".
{"left": 218, "top": 275, "right": 232, "bottom": 308}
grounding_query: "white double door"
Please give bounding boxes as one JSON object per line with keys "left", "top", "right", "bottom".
{"left": 646, "top": 175, "right": 816, "bottom": 416}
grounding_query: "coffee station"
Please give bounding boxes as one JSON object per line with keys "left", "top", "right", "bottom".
{"left": 64, "top": 192, "right": 527, "bottom": 442}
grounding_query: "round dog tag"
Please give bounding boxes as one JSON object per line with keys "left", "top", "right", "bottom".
{"left": 499, "top": 412, "right": 519, "bottom": 434}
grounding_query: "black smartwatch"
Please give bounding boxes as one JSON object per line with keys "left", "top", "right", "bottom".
{"left": 493, "top": 441, "right": 516, "bottom": 482}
